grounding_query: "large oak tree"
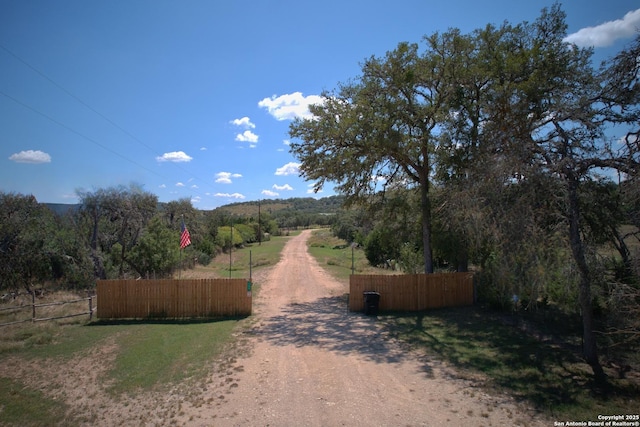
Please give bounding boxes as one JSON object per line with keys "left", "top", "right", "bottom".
{"left": 289, "top": 4, "right": 639, "bottom": 380}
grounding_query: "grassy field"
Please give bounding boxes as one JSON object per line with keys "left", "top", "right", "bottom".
{"left": 307, "top": 228, "right": 395, "bottom": 281}
{"left": 0, "top": 376, "right": 68, "bottom": 427}
{"left": 180, "top": 232, "right": 293, "bottom": 280}
{"left": 0, "top": 233, "right": 298, "bottom": 426}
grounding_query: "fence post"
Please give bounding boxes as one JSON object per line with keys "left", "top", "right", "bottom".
{"left": 88, "top": 291, "right": 93, "bottom": 321}
{"left": 31, "top": 290, "right": 36, "bottom": 322}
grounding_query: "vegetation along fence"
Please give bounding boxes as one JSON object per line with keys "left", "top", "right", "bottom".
{"left": 349, "top": 273, "right": 474, "bottom": 312}
{"left": 0, "top": 292, "right": 96, "bottom": 327}
{"left": 97, "top": 279, "right": 252, "bottom": 319}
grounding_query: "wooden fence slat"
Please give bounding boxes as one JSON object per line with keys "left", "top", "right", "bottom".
{"left": 96, "top": 279, "right": 252, "bottom": 319}
{"left": 349, "top": 273, "right": 473, "bottom": 312}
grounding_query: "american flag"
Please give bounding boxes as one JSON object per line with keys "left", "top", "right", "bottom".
{"left": 180, "top": 219, "right": 191, "bottom": 249}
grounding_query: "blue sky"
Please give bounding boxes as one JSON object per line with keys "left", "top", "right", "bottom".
{"left": 1, "top": 1, "right": 639, "bottom": 209}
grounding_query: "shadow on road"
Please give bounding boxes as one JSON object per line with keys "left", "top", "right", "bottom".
{"left": 249, "top": 294, "right": 434, "bottom": 377}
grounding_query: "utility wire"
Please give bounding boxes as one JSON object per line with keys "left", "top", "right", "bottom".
{"left": 0, "top": 88, "right": 218, "bottom": 201}
{"left": 0, "top": 43, "right": 217, "bottom": 194}
{"left": 0, "top": 89, "right": 168, "bottom": 181}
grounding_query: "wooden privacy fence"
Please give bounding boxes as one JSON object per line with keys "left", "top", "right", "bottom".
{"left": 349, "top": 273, "right": 474, "bottom": 312}
{"left": 97, "top": 279, "right": 252, "bottom": 319}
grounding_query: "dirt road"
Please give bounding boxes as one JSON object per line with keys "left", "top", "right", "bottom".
{"left": 196, "top": 230, "right": 546, "bottom": 426}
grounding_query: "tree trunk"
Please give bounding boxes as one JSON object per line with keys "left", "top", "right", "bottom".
{"left": 91, "top": 249, "right": 106, "bottom": 279}
{"left": 567, "top": 178, "right": 606, "bottom": 382}
{"left": 457, "top": 248, "right": 469, "bottom": 272}
{"left": 420, "top": 182, "right": 434, "bottom": 274}
{"left": 90, "top": 207, "right": 99, "bottom": 251}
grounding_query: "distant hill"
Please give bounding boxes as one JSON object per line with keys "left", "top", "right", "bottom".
{"left": 214, "top": 195, "right": 345, "bottom": 217}
{"left": 44, "top": 203, "right": 80, "bottom": 216}
{"left": 43, "top": 195, "right": 346, "bottom": 218}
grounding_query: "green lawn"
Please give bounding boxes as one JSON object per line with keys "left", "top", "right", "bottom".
{"left": 307, "top": 228, "right": 394, "bottom": 281}
{"left": 0, "top": 376, "right": 69, "bottom": 427}
{"left": 200, "top": 232, "right": 294, "bottom": 279}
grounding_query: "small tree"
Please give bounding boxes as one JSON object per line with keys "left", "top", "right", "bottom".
{"left": 0, "top": 193, "right": 54, "bottom": 292}
{"left": 76, "top": 184, "right": 157, "bottom": 279}
{"left": 128, "top": 216, "right": 181, "bottom": 278}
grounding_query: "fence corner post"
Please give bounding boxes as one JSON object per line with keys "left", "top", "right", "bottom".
{"left": 31, "top": 290, "right": 36, "bottom": 322}
{"left": 88, "top": 290, "right": 93, "bottom": 321}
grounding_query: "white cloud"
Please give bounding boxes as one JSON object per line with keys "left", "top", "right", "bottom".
{"left": 9, "top": 150, "right": 51, "bottom": 164}
{"left": 191, "top": 196, "right": 201, "bottom": 203}
{"left": 235, "top": 130, "right": 259, "bottom": 144}
{"left": 275, "top": 162, "right": 301, "bottom": 176}
{"left": 273, "top": 183, "right": 293, "bottom": 191}
{"left": 231, "top": 116, "right": 256, "bottom": 128}
{"left": 262, "top": 190, "right": 279, "bottom": 197}
{"left": 191, "top": 184, "right": 198, "bottom": 189}
{"left": 564, "top": 8, "right": 640, "bottom": 47}
{"left": 258, "top": 92, "right": 324, "bottom": 121}
{"left": 175, "top": 182, "right": 185, "bottom": 187}
{"left": 215, "top": 171, "right": 243, "bottom": 184}
{"left": 159, "top": 184, "right": 166, "bottom": 188}
{"left": 200, "top": 146, "right": 207, "bottom": 151}
{"left": 156, "top": 151, "right": 193, "bottom": 163}
{"left": 215, "top": 192, "right": 246, "bottom": 199}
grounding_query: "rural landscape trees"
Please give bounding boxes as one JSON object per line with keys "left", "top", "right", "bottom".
{"left": 290, "top": 5, "right": 639, "bottom": 379}
{"left": 0, "top": 187, "right": 333, "bottom": 293}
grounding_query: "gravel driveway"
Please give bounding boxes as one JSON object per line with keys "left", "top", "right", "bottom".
{"left": 202, "top": 230, "right": 547, "bottom": 426}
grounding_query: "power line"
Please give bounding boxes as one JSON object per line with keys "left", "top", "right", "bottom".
{"left": 1, "top": 88, "right": 220, "bottom": 203}
{"left": 0, "top": 43, "right": 218, "bottom": 195}
{"left": 0, "top": 89, "right": 168, "bottom": 181}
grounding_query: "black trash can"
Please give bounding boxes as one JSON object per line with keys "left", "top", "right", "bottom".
{"left": 363, "top": 291, "right": 380, "bottom": 315}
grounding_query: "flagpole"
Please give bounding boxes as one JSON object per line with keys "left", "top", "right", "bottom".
{"left": 179, "top": 215, "right": 183, "bottom": 279}
{"left": 179, "top": 215, "right": 191, "bottom": 280}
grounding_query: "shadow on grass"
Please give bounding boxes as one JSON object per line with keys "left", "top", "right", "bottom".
{"left": 251, "top": 294, "right": 436, "bottom": 378}
{"left": 378, "top": 306, "right": 639, "bottom": 417}
{"left": 87, "top": 315, "right": 248, "bottom": 326}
